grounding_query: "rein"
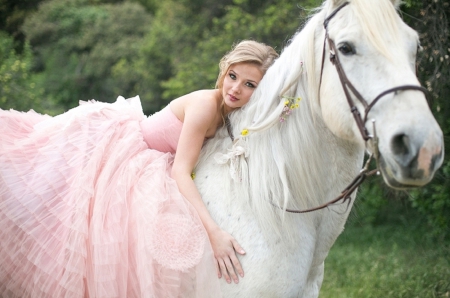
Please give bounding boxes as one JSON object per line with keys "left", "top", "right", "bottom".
{"left": 225, "top": 2, "right": 429, "bottom": 214}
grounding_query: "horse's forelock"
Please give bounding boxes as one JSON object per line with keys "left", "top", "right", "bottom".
{"left": 351, "top": 0, "right": 403, "bottom": 61}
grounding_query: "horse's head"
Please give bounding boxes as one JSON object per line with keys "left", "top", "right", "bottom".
{"left": 318, "top": 0, "right": 444, "bottom": 189}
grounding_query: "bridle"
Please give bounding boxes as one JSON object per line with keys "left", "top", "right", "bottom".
{"left": 225, "top": 2, "right": 429, "bottom": 214}
{"left": 319, "top": 2, "right": 428, "bottom": 142}
{"left": 283, "top": 2, "right": 429, "bottom": 213}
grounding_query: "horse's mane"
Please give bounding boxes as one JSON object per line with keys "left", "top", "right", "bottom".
{"left": 350, "top": 0, "right": 406, "bottom": 61}
{"left": 199, "top": 0, "right": 404, "bottom": 238}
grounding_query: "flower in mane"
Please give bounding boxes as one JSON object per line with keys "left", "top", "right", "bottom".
{"left": 280, "top": 96, "right": 301, "bottom": 122}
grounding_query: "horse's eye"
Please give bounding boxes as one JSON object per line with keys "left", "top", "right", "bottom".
{"left": 338, "top": 42, "right": 355, "bottom": 55}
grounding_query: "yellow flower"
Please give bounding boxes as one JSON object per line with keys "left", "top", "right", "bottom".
{"left": 290, "top": 104, "right": 295, "bottom": 109}
{"left": 241, "top": 129, "right": 249, "bottom": 136}
{"left": 295, "top": 103, "right": 299, "bottom": 108}
{"left": 191, "top": 172, "right": 196, "bottom": 180}
{"left": 296, "top": 97, "right": 302, "bottom": 102}
{"left": 284, "top": 100, "right": 290, "bottom": 105}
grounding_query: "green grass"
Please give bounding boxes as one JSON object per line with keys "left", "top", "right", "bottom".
{"left": 320, "top": 203, "right": 450, "bottom": 298}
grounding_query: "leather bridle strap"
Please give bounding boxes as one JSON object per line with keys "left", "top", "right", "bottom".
{"left": 284, "top": 169, "right": 379, "bottom": 213}
{"left": 318, "top": 2, "right": 350, "bottom": 101}
{"left": 283, "top": 1, "right": 429, "bottom": 214}
{"left": 327, "top": 37, "right": 429, "bottom": 141}
{"left": 363, "top": 85, "right": 429, "bottom": 124}
{"left": 277, "top": 154, "right": 378, "bottom": 214}
{"left": 327, "top": 37, "right": 370, "bottom": 140}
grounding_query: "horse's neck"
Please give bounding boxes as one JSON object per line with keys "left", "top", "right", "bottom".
{"left": 202, "top": 9, "right": 365, "bottom": 236}
{"left": 218, "top": 94, "right": 362, "bottom": 243}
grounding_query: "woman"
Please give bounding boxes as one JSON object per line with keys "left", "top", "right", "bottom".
{"left": 0, "top": 40, "right": 278, "bottom": 297}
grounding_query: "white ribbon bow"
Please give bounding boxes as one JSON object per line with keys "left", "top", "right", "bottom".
{"left": 214, "top": 144, "right": 249, "bottom": 182}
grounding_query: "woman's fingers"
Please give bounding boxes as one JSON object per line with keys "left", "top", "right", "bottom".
{"left": 216, "top": 259, "right": 221, "bottom": 278}
{"left": 230, "top": 239, "right": 245, "bottom": 278}
{"left": 218, "top": 243, "right": 245, "bottom": 283}
{"left": 223, "top": 256, "right": 239, "bottom": 284}
{"left": 217, "top": 255, "right": 239, "bottom": 284}
{"left": 218, "top": 258, "right": 231, "bottom": 283}
{"left": 231, "top": 239, "right": 246, "bottom": 255}
{"left": 229, "top": 253, "right": 244, "bottom": 279}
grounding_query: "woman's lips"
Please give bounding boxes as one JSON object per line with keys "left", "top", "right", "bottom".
{"left": 228, "top": 94, "right": 238, "bottom": 102}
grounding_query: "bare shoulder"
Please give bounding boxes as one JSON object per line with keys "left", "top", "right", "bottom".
{"left": 188, "top": 90, "right": 220, "bottom": 112}
{"left": 171, "top": 89, "right": 221, "bottom": 123}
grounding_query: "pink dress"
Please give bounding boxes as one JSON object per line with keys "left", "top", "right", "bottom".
{"left": 0, "top": 96, "right": 221, "bottom": 298}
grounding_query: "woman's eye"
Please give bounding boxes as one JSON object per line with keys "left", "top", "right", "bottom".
{"left": 338, "top": 42, "right": 355, "bottom": 55}
{"left": 229, "top": 73, "right": 236, "bottom": 80}
{"left": 246, "top": 82, "right": 256, "bottom": 88}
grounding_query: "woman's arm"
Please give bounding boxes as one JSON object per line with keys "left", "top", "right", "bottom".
{"left": 171, "top": 95, "right": 245, "bottom": 284}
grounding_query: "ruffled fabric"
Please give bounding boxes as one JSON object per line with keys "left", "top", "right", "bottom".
{"left": 0, "top": 97, "right": 220, "bottom": 297}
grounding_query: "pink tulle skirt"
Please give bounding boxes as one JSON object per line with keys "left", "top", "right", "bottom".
{"left": 0, "top": 98, "right": 220, "bottom": 297}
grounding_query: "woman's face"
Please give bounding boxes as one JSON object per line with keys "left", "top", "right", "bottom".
{"left": 222, "top": 62, "right": 263, "bottom": 114}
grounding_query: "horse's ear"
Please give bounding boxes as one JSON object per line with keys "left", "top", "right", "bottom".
{"left": 390, "top": 0, "right": 402, "bottom": 8}
{"left": 329, "top": 0, "right": 348, "bottom": 7}
{"left": 330, "top": 0, "right": 402, "bottom": 9}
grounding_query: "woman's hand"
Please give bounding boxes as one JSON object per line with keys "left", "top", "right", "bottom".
{"left": 208, "top": 226, "right": 246, "bottom": 284}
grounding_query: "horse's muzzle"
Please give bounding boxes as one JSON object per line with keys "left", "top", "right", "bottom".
{"left": 379, "top": 130, "right": 444, "bottom": 189}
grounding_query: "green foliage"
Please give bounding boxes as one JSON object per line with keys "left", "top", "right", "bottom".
{"left": 0, "top": 0, "right": 45, "bottom": 51}
{"left": 398, "top": 0, "right": 450, "bottom": 238}
{"left": 129, "top": 0, "right": 160, "bottom": 13}
{"left": 112, "top": 0, "right": 195, "bottom": 113}
{"left": 401, "top": 0, "right": 422, "bottom": 8}
{"left": 159, "top": 0, "right": 314, "bottom": 105}
{"left": 409, "top": 160, "right": 450, "bottom": 240}
{"left": 113, "top": 0, "right": 320, "bottom": 114}
{"left": 22, "top": 0, "right": 151, "bottom": 110}
{"left": 0, "top": 31, "right": 55, "bottom": 113}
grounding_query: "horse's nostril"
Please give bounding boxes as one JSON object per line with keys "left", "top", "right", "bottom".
{"left": 391, "top": 134, "right": 410, "bottom": 156}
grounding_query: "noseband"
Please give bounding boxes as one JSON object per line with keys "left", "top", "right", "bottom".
{"left": 283, "top": 2, "right": 429, "bottom": 213}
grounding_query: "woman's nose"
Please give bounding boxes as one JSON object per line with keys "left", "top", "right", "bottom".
{"left": 231, "top": 83, "right": 241, "bottom": 94}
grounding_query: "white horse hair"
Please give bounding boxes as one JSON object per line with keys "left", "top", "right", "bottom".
{"left": 195, "top": 0, "right": 444, "bottom": 297}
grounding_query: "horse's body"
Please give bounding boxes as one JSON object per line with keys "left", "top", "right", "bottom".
{"left": 195, "top": 0, "right": 444, "bottom": 297}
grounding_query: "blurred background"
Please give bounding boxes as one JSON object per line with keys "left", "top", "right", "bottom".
{"left": 0, "top": 0, "right": 449, "bottom": 296}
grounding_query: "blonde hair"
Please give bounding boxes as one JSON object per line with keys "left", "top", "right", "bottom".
{"left": 215, "top": 40, "right": 278, "bottom": 123}
{"left": 215, "top": 40, "right": 279, "bottom": 89}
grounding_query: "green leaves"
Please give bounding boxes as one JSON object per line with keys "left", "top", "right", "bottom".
{"left": 22, "top": 0, "right": 151, "bottom": 109}
{"left": 153, "top": 0, "right": 313, "bottom": 108}
{"left": 0, "top": 31, "right": 47, "bottom": 112}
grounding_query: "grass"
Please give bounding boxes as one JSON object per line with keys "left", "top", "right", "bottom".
{"left": 320, "top": 201, "right": 450, "bottom": 298}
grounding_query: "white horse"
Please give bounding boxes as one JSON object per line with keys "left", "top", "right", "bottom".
{"left": 195, "top": 0, "right": 444, "bottom": 297}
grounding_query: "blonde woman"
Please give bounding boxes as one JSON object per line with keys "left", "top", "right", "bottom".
{"left": 0, "top": 40, "right": 278, "bottom": 297}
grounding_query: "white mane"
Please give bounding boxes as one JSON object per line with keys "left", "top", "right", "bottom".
{"left": 198, "top": 0, "right": 403, "bottom": 238}
{"left": 349, "top": 0, "right": 405, "bottom": 61}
